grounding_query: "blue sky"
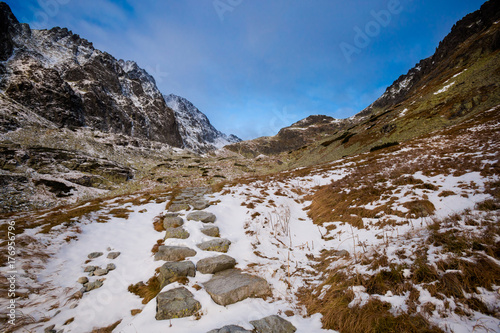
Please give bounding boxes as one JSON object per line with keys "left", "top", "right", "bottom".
{"left": 6, "top": 0, "right": 486, "bottom": 139}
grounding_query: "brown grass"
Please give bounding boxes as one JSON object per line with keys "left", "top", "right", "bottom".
{"left": 128, "top": 275, "right": 161, "bottom": 304}
{"left": 90, "top": 320, "right": 122, "bottom": 333}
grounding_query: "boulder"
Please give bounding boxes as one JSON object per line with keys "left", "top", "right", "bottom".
{"left": 106, "top": 263, "right": 116, "bottom": 271}
{"left": 107, "top": 252, "right": 121, "bottom": 259}
{"left": 155, "top": 287, "right": 201, "bottom": 320}
{"left": 197, "top": 255, "right": 236, "bottom": 274}
{"left": 163, "top": 216, "right": 184, "bottom": 229}
{"left": 87, "top": 252, "right": 103, "bottom": 259}
{"left": 164, "top": 227, "right": 190, "bottom": 239}
{"left": 154, "top": 246, "right": 197, "bottom": 261}
{"left": 83, "top": 266, "right": 97, "bottom": 272}
{"left": 203, "top": 269, "right": 271, "bottom": 306}
{"left": 158, "top": 261, "right": 196, "bottom": 289}
{"left": 207, "top": 325, "right": 253, "bottom": 333}
{"left": 169, "top": 203, "right": 190, "bottom": 212}
{"left": 250, "top": 315, "right": 296, "bottom": 333}
{"left": 84, "top": 280, "right": 103, "bottom": 292}
{"left": 201, "top": 225, "right": 220, "bottom": 237}
{"left": 192, "top": 200, "right": 209, "bottom": 210}
{"left": 77, "top": 277, "right": 89, "bottom": 284}
{"left": 93, "top": 268, "right": 108, "bottom": 276}
{"left": 187, "top": 211, "right": 216, "bottom": 223}
{"left": 197, "top": 239, "right": 231, "bottom": 253}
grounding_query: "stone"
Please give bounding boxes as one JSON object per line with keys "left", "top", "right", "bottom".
{"left": 192, "top": 200, "right": 209, "bottom": 210}
{"left": 158, "top": 261, "right": 196, "bottom": 289}
{"left": 163, "top": 216, "right": 184, "bottom": 229}
{"left": 106, "top": 263, "right": 116, "bottom": 271}
{"left": 155, "top": 287, "right": 201, "bottom": 320}
{"left": 154, "top": 246, "right": 197, "bottom": 261}
{"left": 85, "top": 280, "right": 103, "bottom": 292}
{"left": 200, "top": 225, "right": 220, "bottom": 237}
{"left": 332, "top": 250, "right": 349, "bottom": 257}
{"left": 164, "top": 227, "right": 190, "bottom": 239}
{"left": 203, "top": 269, "right": 272, "bottom": 306}
{"left": 83, "top": 266, "right": 97, "bottom": 272}
{"left": 187, "top": 211, "right": 216, "bottom": 223}
{"left": 107, "top": 252, "right": 121, "bottom": 259}
{"left": 169, "top": 203, "right": 190, "bottom": 212}
{"left": 87, "top": 252, "right": 103, "bottom": 259}
{"left": 44, "top": 325, "right": 56, "bottom": 333}
{"left": 93, "top": 268, "right": 108, "bottom": 276}
{"left": 77, "top": 277, "right": 89, "bottom": 284}
{"left": 250, "top": 315, "right": 297, "bottom": 333}
{"left": 197, "top": 239, "right": 231, "bottom": 253}
{"left": 197, "top": 255, "right": 236, "bottom": 274}
{"left": 207, "top": 325, "right": 253, "bottom": 333}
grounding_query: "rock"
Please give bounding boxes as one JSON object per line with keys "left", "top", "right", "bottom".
{"left": 201, "top": 225, "right": 220, "bottom": 237}
{"left": 85, "top": 280, "right": 103, "bottom": 292}
{"left": 192, "top": 200, "right": 209, "bottom": 210}
{"left": 154, "top": 246, "right": 197, "bottom": 261}
{"left": 187, "top": 211, "right": 216, "bottom": 223}
{"left": 77, "top": 277, "right": 89, "bottom": 284}
{"left": 107, "top": 252, "right": 121, "bottom": 259}
{"left": 197, "top": 255, "right": 236, "bottom": 274}
{"left": 106, "top": 263, "right": 116, "bottom": 271}
{"left": 164, "top": 227, "right": 190, "bottom": 239}
{"left": 155, "top": 287, "right": 201, "bottom": 320}
{"left": 332, "top": 250, "right": 349, "bottom": 257}
{"left": 44, "top": 325, "right": 56, "bottom": 333}
{"left": 197, "top": 239, "right": 231, "bottom": 253}
{"left": 207, "top": 325, "right": 253, "bottom": 333}
{"left": 169, "top": 203, "right": 190, "bottom": 212}
{"left": 83, "top": 266, "right": 97, "bottom": 272}
{"left": 203, "top": 269, "right": 272, "bottom": 306}
{"left": 93, "top": 268, "right": 108, "bottom": 276}
{"left": 163, "top": 216, "right": 184, "bottom": 229}
{"left": 158, "top": 261, "right": 196, "bottom": 289}
{"left": 250, "top": 315, "right": 296, "bottom": 333}
{"left": 87, "top": 252, "right": 103, "bottom": 259}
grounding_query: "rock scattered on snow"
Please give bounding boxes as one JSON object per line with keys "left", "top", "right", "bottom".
{"left": 154, "top": 245, "right": 197, "bottom": 261}
{"left": 155, "top": 287, "right": 201, "bottom": 320}
{"left": 196, "top": 255, "right": 236, "bottom": 274}
{"left": 192, "top": 200, "right": 210, "bottom": 210}
{"left": 203, "top": 269, "right": 272, "bottom": 306}
{"left": 93, "top": 268, "right": 108, "bottom": 276}
{"left": 84, "top": 280, "right": 103, "bottom": 292}
{"left": 163, "top": 216, "right": 184, "bottom": 229}
{"left": 207, "top": 325, "right": 253, "bottom": 333}
{"left": 250, "top": 315, "right": 297, "bottom": 333}
{"left": 107, "top": 251, "right": 121, "bottom": 259}
{"left": 83, "top": 266, "right": 97, "bottom": 272}
{"left": 158, "top": 261, "right": 196, "bottom": 289}
{"left": 187, "top": 211, "right": 216, "bottom": 223}
{"left": 168, "top": 203, "right": 190, "bottom": 212}
{"left": 200, "top": 225, "right": 220, "bottom": 237}
{"left": 77, "top": 277, "right": 88, "bottom": 284}
{"left": 197, "top": 239, "right": 231, "bottom": 253}
{"left": 106, "top": 263, "right": 116, "bottom": 271}
{"left": 87, "top": 252, "right": 103, "bottom": 259}
{"left": 164, "top": 226, "right": 190, "bottom": 239}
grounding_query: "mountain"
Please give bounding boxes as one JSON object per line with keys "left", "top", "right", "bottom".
{"left": 164, "top": 94, "right": 241, "bottom": 153}
{"left": 226, "top": 0, "right": 500, "bottom": 168}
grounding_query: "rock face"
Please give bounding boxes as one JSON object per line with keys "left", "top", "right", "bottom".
{"left": 158, "top": 261, "right": 196, "bottom": 289}
{"left": 0, "top": 3, "right": 182, "bottom": 147}
{"left": 155, "top": 287, "right": 201, "bottom": 320}
{"left": 197, "top": 239, "right": 231, "bottom": 253}
{"left": 203, "top": 269, "right": 272, "bottom": 306}
{"left": 250, "top": 315, "right": 297, "bottom": 333}
{"left": 196, "top": 255, "right": 236, "bottom": 274}
{"left": 165, "top": 94, "right": 241, "bottom": 152}
{"left": 154, "top": 246, "right": 197, "bottom": 261}
{"left": 187, "top": 211, "right": 216, "bottom": 223}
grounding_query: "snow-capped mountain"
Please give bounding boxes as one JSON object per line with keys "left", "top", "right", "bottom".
{"left": 165, "top": 94, "right": 241, "bottom": 152}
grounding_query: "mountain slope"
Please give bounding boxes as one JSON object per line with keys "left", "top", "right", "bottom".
{"left": 226, "top": 0, "right": 500, "bottom": 168}
{"left": 164, "top": 94, "right": 241, "bottom": 153}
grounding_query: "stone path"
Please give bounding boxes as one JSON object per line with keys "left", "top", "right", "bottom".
{"left": 153, "top": 187, "right": 296, "bottom": 332}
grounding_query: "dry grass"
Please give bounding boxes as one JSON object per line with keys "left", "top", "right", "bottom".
{"left": 128, "top": 275, "right": 162, "bottom": 304}
{"left": 90, "top": 320, "right": 122, "bottom": 333}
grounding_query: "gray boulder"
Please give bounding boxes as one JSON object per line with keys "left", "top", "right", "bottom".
{"left": 155, "top": 287, "right": 201, "bottom": 320}
{"left": 169, "top": 203, "right": 190, "bottom": 212}
{"left": 197, "top": 255, "right": 236, "bottom": 274}
{"left": 250, "top": 315, "right": 296, "bottom": 333}
{"left": 107, "top": 252, "right": 121, "bottom": 259}
{"left": 203, "top": 269, "right": 272, "bottom": 306}
{"left": 192, "top": 200, "right": 209, "bottom": 210}
{"left": 201, "top": 225, "right": 220, "bottom": 237}
{"left": 84, "top": 280, "right": 103, "bottom": 292}
{"left": 154, "top": 246, "right": 197, "bottom": 261}
{"left": 106, "top": 263, "right": 116, "bottom": 271}
{"left": 159, "top": 261, "right": 196, "bottom": 289}
{"left": 77, "top": 277, "right": 89, "bottom": 284}
{"left": 197, "top": 239, "right": 231, "bottom": 253}
{"left": 83, "top": 266, "right": 97, "bottom": 272}
{"left": 87, "top": 252, "right": 103, "bottom": 259}
{"left": 93, "top": 268, "right": 108, "bottom": 276}
{"left": 207, "top": 325, "right": 253, "bottom": 333}
{"left": 164, "top": 227, "right": 190, "bottom": 239}
{"left": 163, "top": 216, "right": 184, "bottom": 229}
{"left": 187, "top": 211, "right": 216, "bottom": 223}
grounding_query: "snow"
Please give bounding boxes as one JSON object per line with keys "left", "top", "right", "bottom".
{"left": 434, "top": 81, "right": 455, "bottom": 95}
